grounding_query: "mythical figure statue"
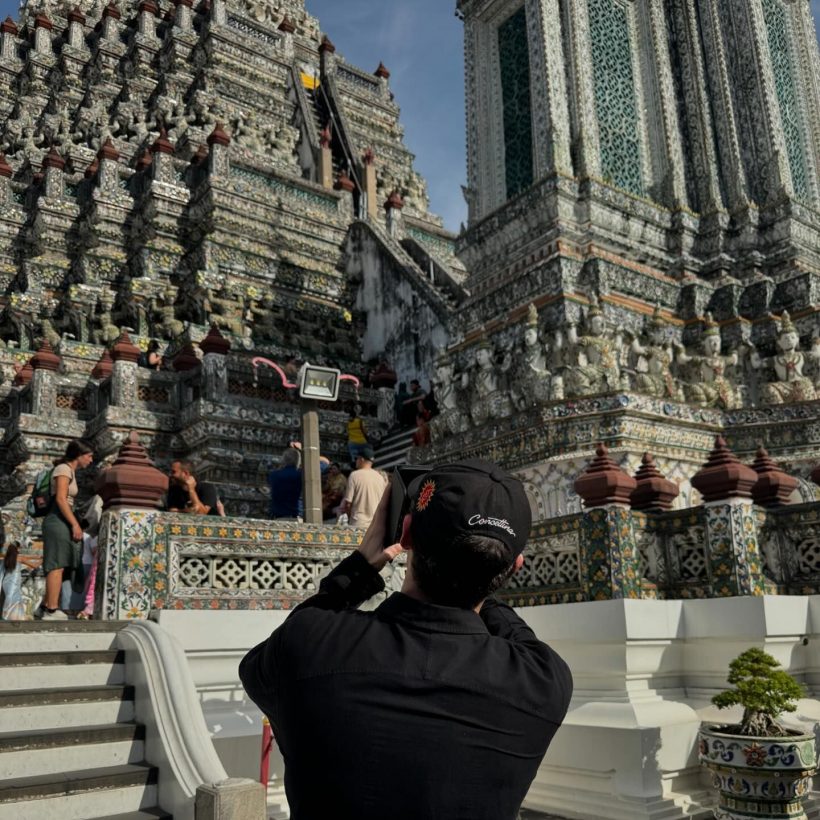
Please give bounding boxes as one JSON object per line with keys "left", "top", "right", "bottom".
{"left": 751, "top": 311, "right": 820, "bottom": 405}
{"left": 508, "top": 304, "right": 553, "bottom": 410}
{"left": 155, "top": 286, "right": 185, "bottom": 340}
{"left": 38, "top": 316, "right": 61, "bottom": 349}
{"left": 674, "top": 313, "right": 741, "bottom": 409}
{"left": 93, "top": 294, "right": 120, "bottom": 346}
{"left": 558, "top": 296, "right": 626, "bottom": 397}
{"left": 460, "top": 335, "right": 512, "bottom": 426}
{"left": 630, "top": 306, "right": 682, "bottom": 400}
{"left": 430, "top": 352, "right": 466, "bottom": 437}
{"left": 208, "top": 285, "right": 246, "bottom": 337}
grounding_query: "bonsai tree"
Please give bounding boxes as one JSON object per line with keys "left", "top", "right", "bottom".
{"left": 712, "top": 647, "right": 805, "bottom": 737}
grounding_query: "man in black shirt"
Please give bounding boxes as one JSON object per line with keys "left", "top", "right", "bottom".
{"left": 239, "top": 459, "right": 572, "bottom": 820}
{"left": 166, "top": 460, "right": 221, "bottom": 516}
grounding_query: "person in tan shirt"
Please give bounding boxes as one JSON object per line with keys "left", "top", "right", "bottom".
{"left": 340, "top": 446, "right": 388, "bottom": 529}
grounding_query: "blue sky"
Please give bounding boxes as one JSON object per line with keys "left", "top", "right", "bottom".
{"left": 0, "top": 0, "right": 817, "bottom": 231}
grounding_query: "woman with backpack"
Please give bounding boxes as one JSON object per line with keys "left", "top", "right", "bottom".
{"left": 39, "top": 440, "right": 94, "bottom": 620}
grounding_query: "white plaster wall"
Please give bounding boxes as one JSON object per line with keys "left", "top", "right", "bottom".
{"left": 157, "top": 596, "right": 820, "bottom": 820}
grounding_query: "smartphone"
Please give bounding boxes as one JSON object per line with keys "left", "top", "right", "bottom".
{"left": 384, "top": 465, "right": 431, "bottom": 547}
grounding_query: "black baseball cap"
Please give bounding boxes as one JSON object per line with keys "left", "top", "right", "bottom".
{"left": 408, "top": 459, "right": 532, "bottom": 556}
{"left": 359, "top": 445, "right": 375, "bottom": 462}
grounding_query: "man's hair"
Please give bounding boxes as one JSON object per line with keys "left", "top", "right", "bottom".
{"left": 281, "top": 448, "right": 301, "bottom": 469}
{"left": 410, "top": 526, "right": 517, "bottom": 609}
{"left": 174, "top": 460, "right": 195, "bottom": 475}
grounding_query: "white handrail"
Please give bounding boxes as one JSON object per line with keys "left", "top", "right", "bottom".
{"left": 119, "top": 620, "right": 229, "bottom": 820}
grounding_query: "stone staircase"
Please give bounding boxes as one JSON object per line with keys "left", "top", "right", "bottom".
{"left": 0, "top": 622, "right": 170, "bottom": 820}
{"left": 374, "top": 425, "right": 417, "bottom": 471}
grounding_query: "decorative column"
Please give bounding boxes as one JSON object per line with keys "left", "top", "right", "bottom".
{"left": 318, "top": 126, "right": 333, "bottom": 190}
{"left": 33, "top": 12, "right": 52, "bottom": 55}
{"left": 101, "top": 1, "right": 121, "bottom": 42}
{"left": 200, "top": 325, "right": 230, "bottom": 401}
{"left": 751, "top": 447, "right": 798, "bottom": 508}
{"left": 362, "top": 148, "right": 377, "bottom": 220}
{"left": 30, "top": 338, "right": 61, "bottom": 416}
{"left": 97, "top": 432, "right": 169, "bottom": 620}
{"left": 278, "top": 16, "right": 295, "bottom": 57}
{"left": 172, "top": 342, "right": 200, "bottom": 372}
{"left": 66, "top": 6, "right": 86, "bottom": 48}
{"left": 691, "top": 436, "right": 764, "bottom": 597}
{"left": 110, "top": 330, "right": 140, "bottom": 407}
{"left": 41, "top": 146, "right": 65, "bottom": 200}
{"left": 0, "top": 153, "right": 12, "bottom": 206}
{"left": 207, "top": 122, "right": 230, "bottom": 178}
{"left": 137, "top": 0, "right": 158, "bottom": 37}
{"left": 0, "top": 16, "right": 18, "bottom": 60}
{"left": 574, "top": 443, "right": 640, "bottom": 601}
{"left": 384, "top": 190, "right": 404, "bottom": 237}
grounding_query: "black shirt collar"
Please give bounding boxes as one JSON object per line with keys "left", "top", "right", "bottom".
{"left": 375, "top": 592, "right": 489, "bottom": 635}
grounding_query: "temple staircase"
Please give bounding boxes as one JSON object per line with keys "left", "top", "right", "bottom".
{"left": 374, "top": 425, "right": 417, "bottom": 471}
{"left": 0, "top": 622, "right": 169, "bottom": 820}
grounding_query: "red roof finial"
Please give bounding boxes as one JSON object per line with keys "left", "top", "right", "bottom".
{"left": 363, "top": 148, "right": 375, "bottom": 166}
{"left": 150, "top": 127, "right": 174, "bottom": 155}
{"left": 574, "top": 443, "right": 637, "bottom": 508}
{"left": 630, "top": 453, "right": 679, "bottom": 512}
{"left": 84, "top": 156, "right": 99, "bottom": 179}
{"left": 42, "top": 146, "right": 65, "bottom": 171}
{"left": 200, "top": 325, "right": 231, "bottom": 356}
{"left": 334, "top": 171, "right": 355, "bottom": 193}
{"left": 1, "top": 17, "right": 19, "bottom": 35}
{"left": 319, "top": 34, "right": 335, "bottom": 54}
{"left": 67, "top": 6, "right": 86, "bottom": 24}
{"left": 750, "top": 446, "right": 798, "bottom": 508}
{"left": 13, "top": 359, "right": 34, "bottom": 386}
{"left": 172, "top": 341, "right": 200, "bottom": 372}
{"left": 135, "top": 148, "right": 153, "bottom": 171}
{"left": 691, "top": 436, "right": 758, "bottom": 503}
{"left": 34, "top": 12, "right": 53, "bottom": 30}
{"left": 278, "top": 15, "right": 295, "bottom": 33}
{"left": 111, "top": 330, "right": 141, "bottom": 363}
{"left": 384, "top": 190, "right": 404, "bottom": 210}
{"left": 102, "top": 1, "right": 121, "bottom": 20}
{"left": 31, "top": 338, "right": 61, "bottom": 372}
{"left": 98, "top": 137, "right": 120, "bottom": 162}
{"left": 207, "top": 122, "right": 230, "bottom": 147}
{"left": 375, "top": 62, "right": 390, "bottom": 79}
{"left": 91, "top": 348, "right": 114, "bottom": 380}
{"left": 98, "top": 432, "right": 169, "bottom": 511}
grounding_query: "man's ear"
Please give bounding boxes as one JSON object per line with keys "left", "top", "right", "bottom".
{"left": 399, "top": 514, "right": 414, "bottom": 549}
{"left": 512, "top": 554, "right": 524, "bottom": 573}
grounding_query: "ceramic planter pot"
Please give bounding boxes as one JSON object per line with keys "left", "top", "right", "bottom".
{"left": 699, "top": 724, "right": 818, "bottom": 819}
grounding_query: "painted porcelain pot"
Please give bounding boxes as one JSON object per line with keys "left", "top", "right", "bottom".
{"left": 699, "top": 724, "right": 817, "bottom": 820}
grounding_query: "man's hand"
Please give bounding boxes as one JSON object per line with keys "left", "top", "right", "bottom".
{"left": 357, "top": 483, "right": 403, "bottom": 571}
{"left": 184, "top": 475, "right": 197, "bottom": 491}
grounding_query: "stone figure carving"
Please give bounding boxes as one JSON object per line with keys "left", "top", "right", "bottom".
{"left": 508, "top": 304, "right": 553, "bottom": 410}
{"left": 558, "top": 296, "right": 626, "bottom": 397}
{"left": 751, "top": 311, "right": 819, "bottom": 405}
{"left": 93, "top": 294, "right": 120, "bottom": 346}
{"left": 155, "top": 287, "right": 185, "bottom": 340}
{"left": 630, "top": 306, "right": 682, "bottom": 400}
{"left": 430, "top": 352, "right": 466, "bottom": 437}
{"left": 38, "top": 316, "right": 61, "bottom": 350}
{"left": 208, "top": 285, "right": 247, "bottom": 337}
{"left": 460, "top": 335, "right": 511, "bottom": 426}
{"left": 674, "top": 313, "right": 741, "bottom": 409}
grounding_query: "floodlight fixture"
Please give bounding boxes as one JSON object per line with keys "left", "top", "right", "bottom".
{"left": 299, "top": 363, "right": 340, "bottom": 402}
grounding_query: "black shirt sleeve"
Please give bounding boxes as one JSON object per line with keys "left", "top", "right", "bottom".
{"left": 239, "top": 551, "right": 385, "bottom": 720}
{"left": 166, "top": 484, "right": 189, "bottom": 511}
{"left": 197, "top": 482, "right": 219, "bottom": 514}
{"left": 479, "top": 597, "right": 574, "bottom": 722}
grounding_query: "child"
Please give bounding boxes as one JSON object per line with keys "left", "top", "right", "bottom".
{"left": 0, "top": 542, "right": 26, "bottom": 621}
{"left": 77, "top": 495, "right": 103, "bottom": 620}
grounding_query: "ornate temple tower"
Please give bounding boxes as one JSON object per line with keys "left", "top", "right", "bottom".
{"left": 457, "top": 0, "right": 820, "bottom": 318}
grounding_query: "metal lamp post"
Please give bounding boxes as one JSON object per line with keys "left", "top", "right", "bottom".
{"left": 252, "top": 357, "right": 360, "bottom": 524}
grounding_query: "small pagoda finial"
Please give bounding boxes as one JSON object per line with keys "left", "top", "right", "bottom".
{"left": 207, "top": 122, "right": 230, "bottom": 147}
{"left": 375, "top": 62, "right": 390, "bottom": 79}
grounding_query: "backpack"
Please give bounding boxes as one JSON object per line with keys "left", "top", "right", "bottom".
{"left": 27, "top": 467, "right": 54, "bottom": 518}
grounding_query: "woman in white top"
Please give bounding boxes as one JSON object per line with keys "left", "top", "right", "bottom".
{"left": 40, "top": 440, "right": 94, "bottom": 620}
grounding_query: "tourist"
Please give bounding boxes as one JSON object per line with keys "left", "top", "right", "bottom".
{"left": 268, "top": 445, "right": 302, "bottom": 520}
{"left": 322, "top": 462, "right": 347, "bottom": 521}
{"left": 0, "top": 542, "right": 25, "bottom": 621}
{"left": 239, "top": 459, "right": 573, "bottom": 820}
{"left": 40, "top": 440, "right": 94, "bottom": 620}
{"left": 346, "top": 404, "right": 369, "bottom": 466}
{"left": 394, "top": 381, "right": 409, "bottom": 424}
{"left": 166, "top": 461, "right": 221, "bottom": 516}
{"left": 412, "top": 412, "right": 431, "bottom": 447}
{"left": 399, "top": 379, "right": 427, "bottom": 427}
{"left": 139, "top": 339, "right": 163, "bottom": 370}
{"left": 338, "top": 445, "right": 387, "bottom": 529}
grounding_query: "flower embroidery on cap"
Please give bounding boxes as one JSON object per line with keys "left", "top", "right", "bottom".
{"left": 416, "top": 480, "right": 436, "bottom": 511}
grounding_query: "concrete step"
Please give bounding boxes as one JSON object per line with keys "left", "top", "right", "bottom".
{"left": 0, "top": 650, "right": 125, "bottom": 690}
{"left": 0, "top": 723, "right": 145, "bottom": 779}
{"left": 0, "top": 763, "right": 158, "bottom": 820}
{"left": 0, "top": 684, "right": 136, "bottom": 732}
{"left": 0, "top": 620, "right": 126, "bottom": 649}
